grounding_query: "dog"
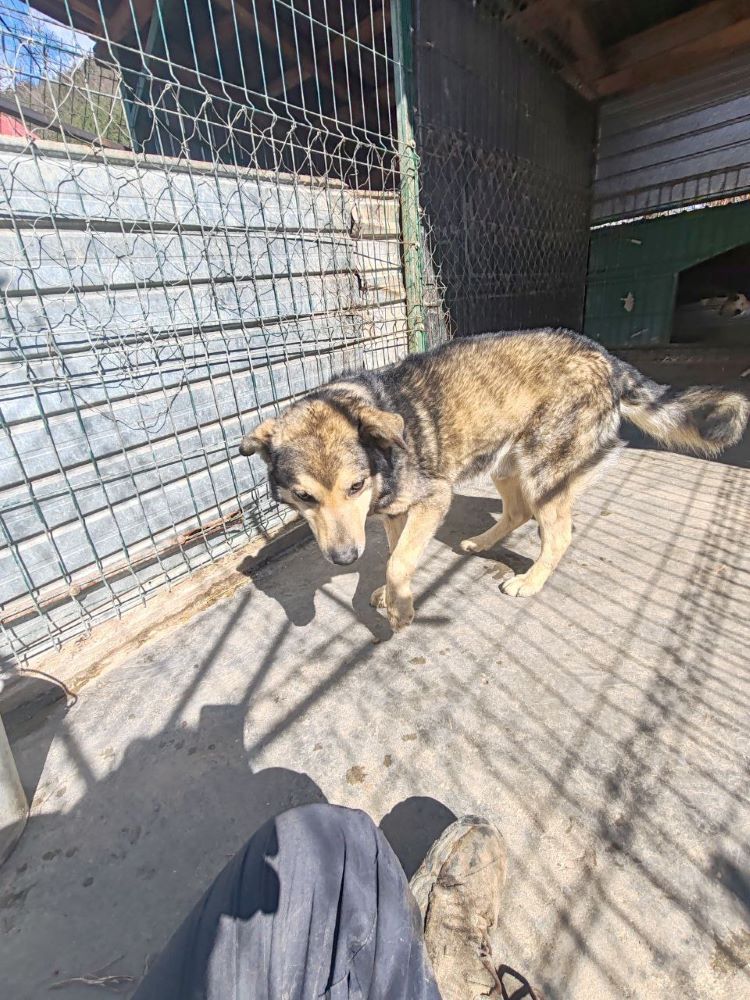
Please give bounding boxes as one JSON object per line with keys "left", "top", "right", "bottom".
{"left": 701, "top": 292, "right": 750, "bottom": 318}
{"left": 239, "top": 329, "right": 749, "bottom": 629}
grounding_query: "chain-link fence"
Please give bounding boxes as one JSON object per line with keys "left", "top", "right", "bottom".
{"left": 0, "top": 9, "right": 129, "bottom": 146}
{"left": 0, "top": 0, "right": 594, "bottom": 669}
{"left": 0, "top": 0, "right": 448, "bottom": 668}
{"left": 413, "top": 0, "right": 594, "bottom": 337}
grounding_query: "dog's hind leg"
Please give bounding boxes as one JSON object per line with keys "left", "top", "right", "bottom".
{"left": 501, "top": 492, "right": 572, "bottom": 597}
{"left": 460, "top": 475, "right": 531, "bottom": 553}
{"left": 370, "top": 514, "right": 406, "bottom": 609}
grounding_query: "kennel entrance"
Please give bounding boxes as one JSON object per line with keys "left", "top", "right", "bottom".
{"left": 584, "top": 200, "right": 750, "bottom": 347}
{"left": 672, "top": 244, "right": 750, "bottom": 346}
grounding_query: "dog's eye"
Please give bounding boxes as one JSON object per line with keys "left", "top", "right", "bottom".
{"left": 292, "top": 489, "right": 315, "bottom": 504}
{"left": 348, "top": 479, "right": 366, "bottom": 496}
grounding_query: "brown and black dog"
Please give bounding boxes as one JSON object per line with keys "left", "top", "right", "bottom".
{"left": 239, "top": 330, "right": 748, "bottom": 629}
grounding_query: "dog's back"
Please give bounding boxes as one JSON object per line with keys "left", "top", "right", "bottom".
{"left": 358, "top": 330, "right": 617, "bottom": 497}
{"left": 347, "top": 329, "right": 747, "bottom": 484}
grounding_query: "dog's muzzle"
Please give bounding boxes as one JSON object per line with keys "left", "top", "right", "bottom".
{"left": 326, "top": 545, "right": 360, "bottom": 566}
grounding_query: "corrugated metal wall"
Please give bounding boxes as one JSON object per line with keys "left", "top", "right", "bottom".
{"left": 413, "top": 0, "right": 596, "bottom": 336}
{"left": 0, "top": 137, "right": 407, "bottom": 666}
{"left": 593, "top": 51, "right": 750, "bottom": 223}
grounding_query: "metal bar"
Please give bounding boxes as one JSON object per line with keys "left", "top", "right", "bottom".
{"left": 390, "top": 0, "right": 426, "bottom": 352}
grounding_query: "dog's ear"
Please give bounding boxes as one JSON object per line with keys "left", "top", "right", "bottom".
{"left": 358, "top": 406, "right": 406, "bottom": 451}
{"left": 239, "top": 419, "right": 276, "bottom": 459}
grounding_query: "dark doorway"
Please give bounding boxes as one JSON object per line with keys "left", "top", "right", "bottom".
{"left": 672, "top": 244, "right": 750, "bottom": 346}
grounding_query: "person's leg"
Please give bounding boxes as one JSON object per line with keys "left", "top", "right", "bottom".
{"left": 133, "top": 802, "right": 441, "bottom": 1000}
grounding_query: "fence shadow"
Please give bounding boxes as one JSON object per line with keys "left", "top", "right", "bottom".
{"left": 2, "top": 429, "right": 749, "bottom": 999}
{"left": 1, "top": 697, "right": 326, "bottom": 995}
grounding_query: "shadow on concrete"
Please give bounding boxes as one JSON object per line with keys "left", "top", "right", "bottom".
{"left": 436, "top": 493, "right": 536, "bottom": 577}
{"left": 240, "top": 519, "right": 453, "bottom": 641}
{"left": 241, "top": 492, "right": 537, "bottom": 639}
{"left": 1, "top": 688, "right": 327, "bottom": 995}
{"left": 0, "top": 588, "right": 466, "bottom": 998}
{"left": 3, "top": 348, "right": 750, "bottom": 999}
{"left": 709, "top": 852, "right": 750, "bottom": 918}
{"left": 238, "top": 529, "right": 391, "bottom": 638}
{"left": 380, "top": 795, "right": 458, "bottom": 880}
{"left": 4, "top": 677, "right": 73, "bottom": 805}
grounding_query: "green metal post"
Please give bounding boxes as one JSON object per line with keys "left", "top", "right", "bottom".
{"left": 391, "top": 0, "right": 427, "bottom": 353}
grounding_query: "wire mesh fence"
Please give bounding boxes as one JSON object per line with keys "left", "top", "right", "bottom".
{"left": 0, "top": 7, "right": 129, "bottom": 146}
{"left": 413, "top": 0, "right": 594, "bottom": 337}
{"left": 416, "top": 122, "right": 592, "bottom": 334}
{"left": 0, "top": 0, "right": 451, "bottom": 668}
{"left": 0, "top": 0, "right": 594, "bottom": 669}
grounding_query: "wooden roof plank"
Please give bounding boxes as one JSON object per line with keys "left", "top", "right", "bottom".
{"left": 595, "top": 14, "right": 750, "bottom": 97}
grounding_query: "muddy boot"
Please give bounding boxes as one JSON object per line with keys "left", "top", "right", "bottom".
{"left": 410, "top": 816, "right": 508, "bottom": 1000}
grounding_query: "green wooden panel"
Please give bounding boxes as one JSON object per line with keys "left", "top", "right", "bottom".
{"left": 584, "top": 201, "right": 750, "bottom": 346}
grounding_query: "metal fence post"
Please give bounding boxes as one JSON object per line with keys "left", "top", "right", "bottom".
{"left": 391, "top": 0, "right": 427, "bottom": 354}
{"left": 0, "top": 713, "right": 28, "bottom": 864}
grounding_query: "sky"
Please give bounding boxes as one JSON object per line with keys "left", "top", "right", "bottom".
{"left": 0, "top": 0, "right": 95, "bottom": 90}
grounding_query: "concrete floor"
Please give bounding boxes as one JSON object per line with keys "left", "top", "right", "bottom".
{"left": 2, "top": 357, "right": 750, "bottom": 999}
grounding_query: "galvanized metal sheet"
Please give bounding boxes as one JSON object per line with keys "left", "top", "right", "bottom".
{"left": 0, "top": 142, "right": 407, "bottom": 659}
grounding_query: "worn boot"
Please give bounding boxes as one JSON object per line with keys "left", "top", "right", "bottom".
{"left": 410, "top": 816, "right": 508, "bottom": 1000}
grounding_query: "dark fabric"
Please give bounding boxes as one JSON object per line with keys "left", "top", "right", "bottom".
{"left": 134, "top": 803, "right": 442, "bottom": 1000}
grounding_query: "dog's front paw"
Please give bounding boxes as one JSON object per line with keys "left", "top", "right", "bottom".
{"left": 370, "top": 585, "right": 387, "bottom": 608}
{"left": 387, "top": 596, "right": 414, "bottom": 630}
{"left": 460, "top": 535, "right": 488, "bottom": 553}
{"left": 500, "top": 572, "right": 544, "bottom": 598}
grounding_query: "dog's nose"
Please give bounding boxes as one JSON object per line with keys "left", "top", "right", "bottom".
{"left": 328, "top": 546, "right": 359, "bottom": 566}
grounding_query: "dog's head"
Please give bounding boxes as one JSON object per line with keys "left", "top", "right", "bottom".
{"left": 719, "top": 292, "right": 750, "bottom": 317}
{"left": 239, "top": 392, "right": 405, "bottom": 565}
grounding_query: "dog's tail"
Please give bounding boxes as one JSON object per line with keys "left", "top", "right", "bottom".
{"left": 616, "top": 360, "right": 749, "bottom": 456}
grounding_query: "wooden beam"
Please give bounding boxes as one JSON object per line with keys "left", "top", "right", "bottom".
{"left": 261, "top": 9, "right": 386, "bottom": 100}
{"left": 210, "top": 0, "right": 293, "bottom": 80}
{"left": 29, "top": 0, "right": 103, "bottom": 35}
{"left": 505, "top": 0, "right": 560, "bottom": 34}
{"left": 594, "top": 10, "right": 750, "bottom": 97}
{"left": 196, "top": 12, "right": 236, "bottom": 62}
{"left": 105, "top": 0, "right": 155, "bottom": 43}
{"left": 561, "top": 4, "right": 606, "bottom": 80}
{"left": 212, "top": 0, "right": 299, "bottom": 68}
{"left": 191, "top": 1, "right": 389, "bottom": 125}
{"left": 508, "top": 0, "right": 750, "bottom": 100}
{"left": 506, "top": 0, "right": 603, "bottom": 93}
{"left": 210, "top": 0, "right": 353, "bottom": 104}
{"left": 599, "top": 0, "right": 750, "bottom": 69}
{"left": 349, "top": 79, "right": 393, "bottom": 129}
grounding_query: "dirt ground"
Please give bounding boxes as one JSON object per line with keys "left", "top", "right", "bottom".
{"left": 2, "top": 348, "right": 749, "bottom": 999}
